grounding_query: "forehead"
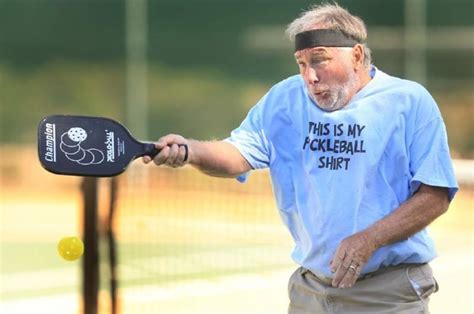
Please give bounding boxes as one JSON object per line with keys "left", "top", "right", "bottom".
{"left": 294, "top": 47, "right": 335, "bottom": 59}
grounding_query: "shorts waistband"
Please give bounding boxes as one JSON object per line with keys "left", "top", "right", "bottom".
{"left": 302, "top": 263, "right": 427, "bottom": 285}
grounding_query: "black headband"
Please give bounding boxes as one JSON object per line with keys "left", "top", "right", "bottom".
{"left": 294, "top": 29, "right": 360, "bottom": 52}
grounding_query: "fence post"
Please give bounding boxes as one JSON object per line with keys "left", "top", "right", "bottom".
{"left": 81, "top": 177, "right": 99, "bottom": 314}
{"left": 107, "top": 176, "right": 119, "bottom": 313}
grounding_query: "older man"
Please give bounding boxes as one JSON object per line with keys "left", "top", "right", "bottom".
{"left": 144, "top": 3, "right": 458, "bottom": 313}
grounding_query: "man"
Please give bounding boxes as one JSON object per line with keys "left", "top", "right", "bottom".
{"left": 143, "top": 4, "right": 458, "bottom": 313}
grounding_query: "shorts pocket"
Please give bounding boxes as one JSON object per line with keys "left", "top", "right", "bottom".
{"left": 406, "top": 264, "right": 439, "bottom": 300}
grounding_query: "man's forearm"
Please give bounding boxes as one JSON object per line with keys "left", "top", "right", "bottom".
{"left": 329, "top": 184, "right": 450, "bottom": 288}
{"left": 188, "top": 140, "right": 252, "bottom": 178}
{"left": 363, "top": 184, "right": 450, "bottom": 250}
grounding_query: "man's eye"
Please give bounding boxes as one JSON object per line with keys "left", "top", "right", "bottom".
{"left": 312, "top": 58, "right": 329, "bottom": 65}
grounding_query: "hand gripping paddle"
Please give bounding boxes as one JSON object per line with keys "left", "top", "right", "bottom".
{"left": 37, "top": 115, "right": 188, "bottom": 177}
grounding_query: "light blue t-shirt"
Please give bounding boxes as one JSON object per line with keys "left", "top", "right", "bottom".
{"left": 226, "top": 67, "right": 458, "bottom": 277}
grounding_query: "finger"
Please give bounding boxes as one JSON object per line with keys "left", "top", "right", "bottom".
{"left": 165, "top": 144, "right": 180, "bottom": 167}
{"left": 330, "top": 255, "right": 341, "bottom": 273}
{"left": 156, "top": 134, "right": 184, "bottom": 148}
{"left": 153, "top": 146, "right": 170, "bottom": 165}
{"left": 337, "top": 264, "right": 360, "bottom": 289}
{"left": 142, "top": 156, "right": 152, "bottom": 164}
{"left": 171, "top": 144, "right": 182, "bottom": 166}
{"left": 175, "top": 144, "right": 188, "bottom": 165}
{"left": 330, "top": 248, "right": 346, "bottom": 273}
{"left": 332, "top": 255, "right": 353, "bottom": 287}
{"left": 330, "top": 259, "right": 337, "bottom": 274}
{"left": 154, "top": 140, "right": 166, "bottom": 150}
{"left": 154, "top": 138, "right": 170, "bottom": 150}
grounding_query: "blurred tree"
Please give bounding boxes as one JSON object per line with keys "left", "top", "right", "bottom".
{"left": 0, "top": 0, "right": 472, "bottom": 156}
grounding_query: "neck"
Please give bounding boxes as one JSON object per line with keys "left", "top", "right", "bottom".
{"left": 354, "top": 67, "right": 372, "bottom": 94}
{"left": 340, "top": 67, "right": 372, "bottom": 109}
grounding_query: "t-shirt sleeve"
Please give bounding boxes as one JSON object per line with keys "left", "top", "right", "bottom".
{"left": 408, "top": 89, "right": 458, "bottom": 201}
{"left": 224, "top": 94, "right": 271, "bottom": 182}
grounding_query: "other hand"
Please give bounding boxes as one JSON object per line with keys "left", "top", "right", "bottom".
{"left": 329, "top": 231, "right": 378, "bottom": 289}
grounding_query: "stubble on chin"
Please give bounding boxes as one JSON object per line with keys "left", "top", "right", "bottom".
{"left": 310, "top": 90, "right": 344, "bottom": 112}
{"left": 310, "top": 74, "right": 359, "bottom": 112}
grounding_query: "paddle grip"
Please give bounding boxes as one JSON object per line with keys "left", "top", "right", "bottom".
{"left": 144, "top": 143, "right": 189, "bottom": 162}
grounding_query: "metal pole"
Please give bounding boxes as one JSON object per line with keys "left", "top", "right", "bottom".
{"left": 404, "top": 0, "right": 427, "bottom": 85}
{"left": 126, "top": 0, "right": 148, "bottom": 140}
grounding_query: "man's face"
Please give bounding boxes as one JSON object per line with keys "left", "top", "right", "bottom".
{"left": 294, "top": 46, "right": 359, "bottom": 111}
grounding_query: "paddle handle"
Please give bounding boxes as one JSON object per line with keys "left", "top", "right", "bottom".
{"left": 142, "top": 143, "right": 189, "bottom": 162}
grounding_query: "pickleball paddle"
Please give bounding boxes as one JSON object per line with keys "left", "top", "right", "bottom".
{"left": 37, "top": 115, "right": 188, "bottom": 177}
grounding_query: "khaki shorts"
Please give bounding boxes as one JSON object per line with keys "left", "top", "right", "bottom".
{"left": 288, "top": 263, "right": 438, "bottom": 314}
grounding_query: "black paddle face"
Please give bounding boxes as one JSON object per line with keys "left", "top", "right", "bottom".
{"left": 38, "top": 115, "right": 154, "bottom": 177}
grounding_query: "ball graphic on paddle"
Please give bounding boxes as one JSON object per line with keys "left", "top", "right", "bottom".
{"left": 68, "top": 127, "right": 88, "bottom": 142}
{"left": 61, "top": 127, "right": 88, "bottom": 147}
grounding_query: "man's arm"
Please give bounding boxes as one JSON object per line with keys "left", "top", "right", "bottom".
{"left": 330, "top": 184, "right": 450, "bottom": 289}
{"left": 188, "top": 139, "right": 253, "bottom": 177}
{"left": 142, "top": 134, "right": 252, "bottom": 178}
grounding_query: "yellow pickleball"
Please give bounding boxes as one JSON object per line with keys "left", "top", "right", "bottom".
{"left": 57, "top": 236, "right": 84, "bottom": 261}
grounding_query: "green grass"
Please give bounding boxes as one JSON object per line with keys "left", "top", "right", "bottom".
{"left": 0, "top": 242, "right": 75, "bottom": 273}
{"left": 0, "top": 241, "right": 293, "bottom": 301}
{"left": 117, "top": 243, "right": 292, "bottom": 287}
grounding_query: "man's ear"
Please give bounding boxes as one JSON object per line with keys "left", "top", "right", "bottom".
{"left": 352, "top": 44, "right": 365, "bottom": 70}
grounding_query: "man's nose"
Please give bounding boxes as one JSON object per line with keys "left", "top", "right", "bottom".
{"left": 304, "top": 66, "right": 319, "bottom": 85}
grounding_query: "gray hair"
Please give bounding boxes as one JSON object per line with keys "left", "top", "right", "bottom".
{"left": 286, "top": 3, "right": 372, "bottom": 67}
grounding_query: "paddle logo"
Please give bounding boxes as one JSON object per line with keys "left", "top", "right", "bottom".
{"left": 43, "top": 123, "right": 57, "bottom": 162}
{"left": 59, "top": 127, "right": 105, "bottom": 165}
{"left": 105, "top": 130, "right": 115, "bottom": 162}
